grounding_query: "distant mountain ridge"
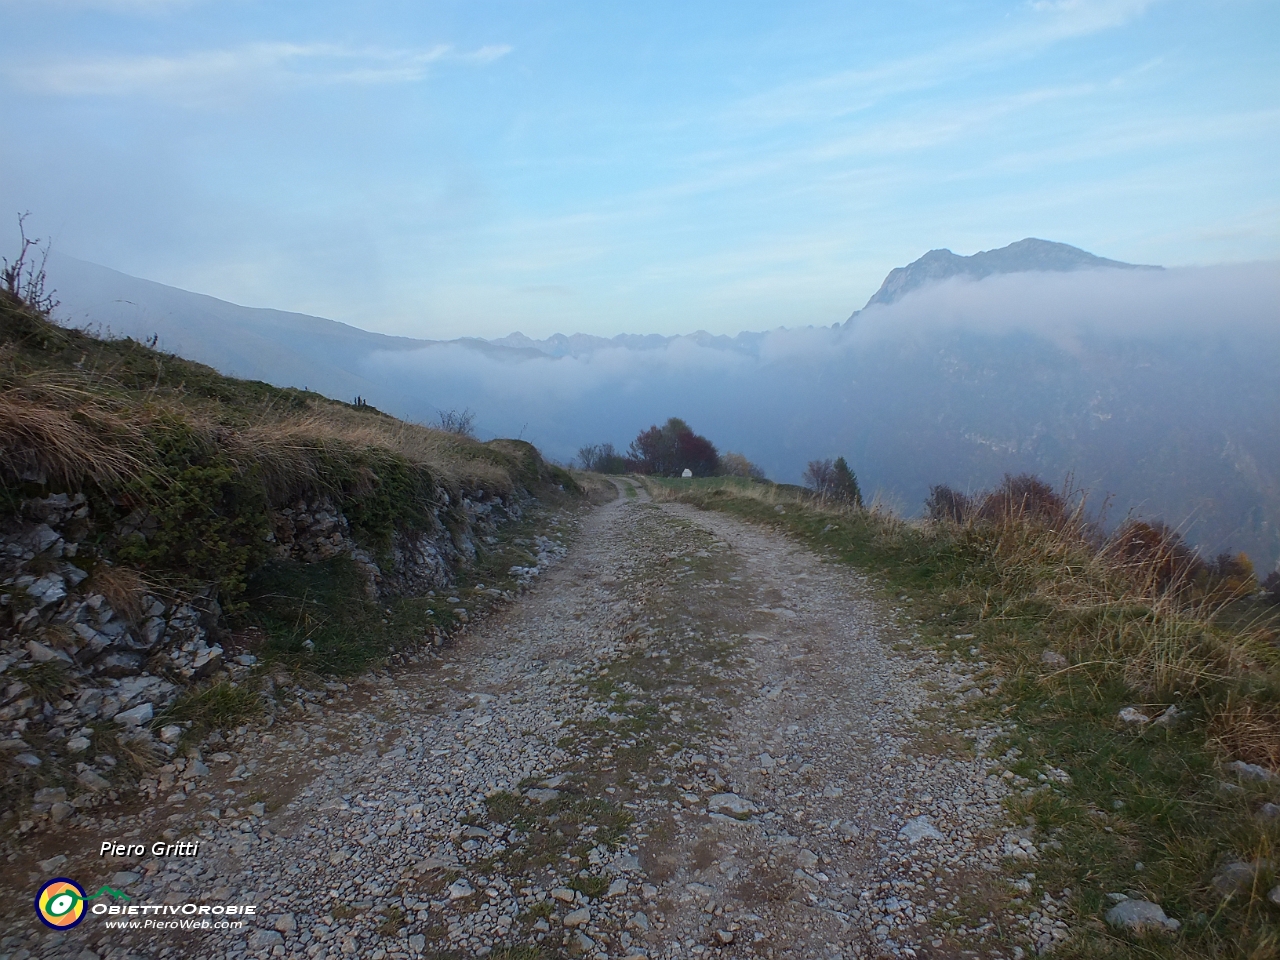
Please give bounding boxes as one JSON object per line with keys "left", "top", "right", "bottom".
{"left": 861, "top": 238, "right": 1160, "bottom": 310}
{"left": 43, "top": 246, "right": 1279, "bottom": 570}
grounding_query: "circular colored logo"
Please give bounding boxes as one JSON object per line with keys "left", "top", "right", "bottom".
{"left": 35, "top": 878, "right": 86, "bottom": 929}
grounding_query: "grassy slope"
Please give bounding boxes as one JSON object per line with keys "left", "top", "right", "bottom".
{"left": 648, "top": 476, "right": 1280, "bottom": 960}
{"left": 1, "top": 292, "right": 581, "bottom": 751}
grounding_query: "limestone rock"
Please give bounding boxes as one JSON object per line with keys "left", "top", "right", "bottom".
{"left": 1229, "top": 760, "right": 1278, "bottom": 782}
{"left": 1118, "top": 707, "right": 1150, "bottom": 725}
{"left": 1105, "top": 899, "right": 1180, "bottom": 934}
{"left": 899, "top": 815, "right": 944, "bottom": 843}
{"left": 708, "top": 792, "right": 757, "bottom": 818}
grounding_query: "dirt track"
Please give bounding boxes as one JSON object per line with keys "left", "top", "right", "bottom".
{"left": 5, "top": 482, "right": 1033, "bottom": 960}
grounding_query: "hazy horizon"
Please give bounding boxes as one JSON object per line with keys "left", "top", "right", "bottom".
{"left": 4, "top": 0, "right": 1278, "bottom": 339}
{"left": 43, "top": 252, "right": 1280, "bottom": 569}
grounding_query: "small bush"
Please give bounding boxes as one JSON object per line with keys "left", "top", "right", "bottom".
{"left": 577, "top": 442, "right": 630, "bottom": 474}
{"left": 925, "top": 484, "right": 972, "bottom": 522}
{"left": 803, "top": 456, "right": 862, "bottom": 507}
{"left": 1, "top": 213, "right": 58, "bottom": 316}
{"left": 975, "top": 473, "right": 1069, "bottom": 527}
{"left": 1104, "top": 519, "right": 1205, "bottom": 595}
{"left": 627, "top": 418, "right": 719, "bottom": 477}
{"left": 158, "top": 681, "right": 262, "bottom": 737}
{"left": 568, "top": 875, "right": 609, "bottom": 899}
{"left": 114, "top": 418, "right": 272, "bottom": 609}
{"left": 718, "top": 451, "right": 765, "bottom": 480}
{"left": 20, "top": 659, "right": 72, "bottom": 704}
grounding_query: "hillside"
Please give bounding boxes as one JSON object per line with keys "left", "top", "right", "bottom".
{"left": 0, "top": 286, "right": 578, "bottom": 812}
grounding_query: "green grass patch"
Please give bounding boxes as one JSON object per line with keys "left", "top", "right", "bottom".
{"left": 157, "top": 680, "right": 262, "bottom": 747}
{"left": 568, "top": 875, "right": 609, "bottom": 899}
{"left": 485, "top": 790, "right": 524, "bottom": 823}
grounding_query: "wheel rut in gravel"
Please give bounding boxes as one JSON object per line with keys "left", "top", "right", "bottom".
{"left": 9, "top": 481, "right": 1019, "bottom": 960}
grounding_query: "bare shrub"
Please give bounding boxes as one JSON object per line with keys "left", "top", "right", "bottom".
{"left": 1, "top": 213, "right": 58, "bottom": 315}
{"left": 1104, "top": 520, "right": 1205, "bottom": 596}
{"left": 803, "top": 459, "right": 834, "bottom": 493}
{"left": 1206, "top": 551, "right": 1258, "bottom": 603}
{"left": 435, "top": 408, "right": 477, "bottom": 438}
{"left": 577, "top": 442, "right": 629, "bottom": 474}
{"left": 803, "top": 457, "right": 861, "bottom": 506}
{"left": 925, "top": 484, "right": 972, "bottom": 523}
{"left": 976, "top": 473, "right": 1070, "bottom": 527}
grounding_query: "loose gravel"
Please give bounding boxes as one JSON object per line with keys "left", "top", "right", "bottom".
{"left": 1, "top": 483, "right": 1062, "bottom": 960}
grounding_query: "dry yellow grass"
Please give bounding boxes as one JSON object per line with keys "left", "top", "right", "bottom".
{"left": 1, "top": 311, "right": 525, "bottom": 503}
{"left": 231, "top": 405, "right": 515, "bottom": 493}
{"left": 0, "top": 381, "right": 147, "bottom": 488}
{"left": 88, "top": 564, "right": 150, "bottom": 626}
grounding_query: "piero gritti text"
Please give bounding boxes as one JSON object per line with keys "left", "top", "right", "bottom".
{"left": 100, "top": 840, "right": 200, "bottom": 857}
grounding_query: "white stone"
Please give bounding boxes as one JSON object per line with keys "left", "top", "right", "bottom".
{"left": 446, "top": 879, "right": 475, "bottom": 900}
{"left": 707, "top": 793, "right": 757, "bottom": 817}
{"left": 1229, "top": 760, "right": 1278, "bottom": 782}
{"left": 1105, "top": 899, "right": 1180, "bottom": 934}
{"left": 898, "top": 816, "right": 944, "bottom": 843}
{"left": 1118, "top": 706, "right": 1150, "bottom": 725}
{"left": 114, "top": 702, "right": 154, "bottom": 726}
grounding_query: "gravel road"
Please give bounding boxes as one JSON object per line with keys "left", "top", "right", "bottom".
{"left": 3, "top": 482, "right": 1057, "bottom": 960}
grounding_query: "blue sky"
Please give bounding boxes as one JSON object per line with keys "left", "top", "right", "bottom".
{"left": 1, "top": 0, "right": 1276, "bottom": 338}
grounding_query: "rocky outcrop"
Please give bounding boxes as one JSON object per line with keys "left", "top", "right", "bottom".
{"left": 267, "top": 489, "right": 523, "bottom": 596}
{"left": 0, "top": 483, "right": 529, "bottom": 804}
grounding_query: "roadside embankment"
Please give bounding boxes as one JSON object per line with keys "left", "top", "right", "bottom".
{"left": 0, "top": 290, "right": 579, "bottom": 820}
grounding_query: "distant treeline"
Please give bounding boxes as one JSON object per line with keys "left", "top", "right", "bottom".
{"left": 577, "top": 417, "right": 766, "bottom": 480}
{"left": 576, "top": 418, "right": 868, "bottom": 511}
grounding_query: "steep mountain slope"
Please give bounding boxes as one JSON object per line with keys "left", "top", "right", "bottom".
{"left": 48, "top": 254, "right": 431, "bottom": 402}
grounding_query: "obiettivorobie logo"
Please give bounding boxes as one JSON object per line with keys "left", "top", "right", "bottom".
{"left": 35, "top": 878, "right": 130, "bottom": 929}
{"left": 35, "top": 877, "right": 257, "bottom": 933}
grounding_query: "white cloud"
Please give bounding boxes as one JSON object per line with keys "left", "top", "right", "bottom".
{"left": 730, "top": 0, "right": 1159, "bottom": 129}
{"left": 7, "top": 41, "right": 512, "bottom": 101}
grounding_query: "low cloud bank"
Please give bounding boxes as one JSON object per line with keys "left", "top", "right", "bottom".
{"left": 847, "top": 262, "right": 1280, "bottom": 344}
{"left": 43, "top": 251, "right": 1280, "bottom": 567}
{"left": 360, "top": 262, "right": 1280, "bottom": 568}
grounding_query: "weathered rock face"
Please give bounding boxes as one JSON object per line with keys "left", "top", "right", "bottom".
{"left": 266, "top": 491, "right": 522, "bottom": 597}
{"left": 0, "top": 484, "right": 525, "bottom": 789}
{"left": 269, "top": 497, "right": 383, "bottom": 593}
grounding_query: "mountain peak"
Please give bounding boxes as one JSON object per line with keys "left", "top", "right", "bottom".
{"left": 863, "top": 238, "right": 1161, "bottom": 309}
